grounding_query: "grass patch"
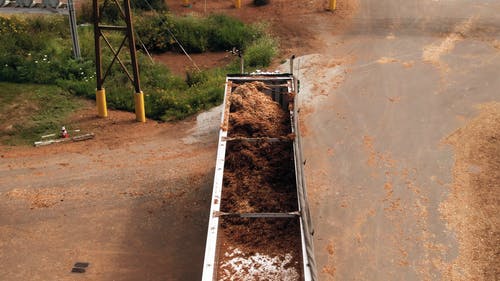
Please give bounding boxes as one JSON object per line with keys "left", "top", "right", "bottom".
{"left": 0, "top": 82, "right": 83, "bottom": 145}
{"left": 0, "top": 13, "right": 279, "bottom": 144}
{"left": 135, "top": 13, "right": 269, "bottom": 54}
{"left": 244, "top": 36, "right": 278, "bottom": 67}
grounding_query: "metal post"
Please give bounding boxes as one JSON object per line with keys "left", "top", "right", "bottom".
{"left": 93, "top": 0, "right": 107, "bottom": 117}
{"left": 240, "top": 55, "right": 244, "bottom": 74}
{"left": 123, "top": 0, "right": 140, "bottom": 94}
{"left": 92, "top": 0, "right": 145, "bottom": 121}
{"left": 290, "top": 55, "right": 295, "bottom": 74}
{"left": 123, "top": 0, "right": 145, "bottom": 122}
{"left": 329, "top": 0, "right": 336, "bottom": 11}
{"left": 93, "top": 0, "right": 102, "bottom": 90}
{"left": 67, "top": 0, "right": 80, "bottom": 59}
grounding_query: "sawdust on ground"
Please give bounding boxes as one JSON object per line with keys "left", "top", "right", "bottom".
{"left": 422, "top": 17, "right": 475, "bottom": 71}
{"left": 441, "top": 102, "right": 500, "bottom": 281}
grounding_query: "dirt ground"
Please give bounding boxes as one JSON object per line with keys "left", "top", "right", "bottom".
{"left": 0, "top": 2, "right": 338, "bottom": 280}
{"left": 153, "top": 51, "right": 232, "bottom": 76}
{"left": 1, "top": 0, "right": 499, "bottom": 280}
{"left": 139, "top": 0, "right": 343, "bottom": 75}
{"left": 0, "top": 107, "right": 218, "bottom": 280}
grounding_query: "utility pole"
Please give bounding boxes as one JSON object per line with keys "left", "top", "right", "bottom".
{"left": 67, "top": 0, "right": 80, "bottom": 59}
{"left": 93, "top": 0, "right": 146, "bottom": 122}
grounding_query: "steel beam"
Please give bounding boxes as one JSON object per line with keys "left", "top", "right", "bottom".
{"left": 92, "top": 0, "right": 144, "bottom": 121}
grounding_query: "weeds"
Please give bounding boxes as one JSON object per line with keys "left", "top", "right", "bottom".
{"left": 244, "top": 36, "right": 278, "bottom": 67}
{"left": 135, "top": 13, "right": 274, "bottom": 54}
{"left": 0, "top": 13, "right": 278, "bottom": 126}
{"left": 0, "top": 83, "right": 83, "bottom": 145}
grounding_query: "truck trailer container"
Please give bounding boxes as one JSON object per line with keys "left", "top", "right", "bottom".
{"left": 202, "top": 73, "right": 317, "bottom": 281}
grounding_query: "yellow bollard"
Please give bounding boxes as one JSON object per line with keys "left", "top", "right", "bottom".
{"left": 96, "top": 88, "right": 108, "bottom": 117}
{"left": 329, "top": 0, "right": 336, "bottom": 11}
{"left": 235, "top": 0, "right": 241, "bottom": 9}
{"left": 134, "top": 91, "right": 146, "bottom": 122}
{"left": 182, "top": 0, "right": 190, "bottom": 7}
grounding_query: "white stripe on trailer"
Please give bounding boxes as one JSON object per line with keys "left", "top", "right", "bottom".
{"left": 300, "top": 217, "right": 313, "bottom": 281}
{"left": 288, "top": 79, "right": 313, "bottom": 281}
{"left": 201, "top": 79, "right": 231, "bottom": 281}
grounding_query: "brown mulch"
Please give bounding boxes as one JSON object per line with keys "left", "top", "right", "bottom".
{"left": 228, "top": 82, "right": 291, "bottom": 138}
{"left": 219, "top": 217, "right": 301, "bottom": 255}
{"left": 221, "top": 140, "right": 297, "bottom": 213}
{"left": 217, "top": 80, "right": 302, "bottom": 279}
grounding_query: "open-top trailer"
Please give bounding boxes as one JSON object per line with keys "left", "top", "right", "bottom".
{"left": 202, "top": 72, "right": 317, "bottom": 281}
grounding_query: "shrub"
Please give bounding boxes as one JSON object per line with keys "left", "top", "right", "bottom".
{"left": 131, "top": 0, "right": 166, "bottom": 11}
{"left": 100, "top": 0, "right": 121, "bottom": 23}
{"left": 78, "top": 0, "right": 168, "bottom": 24}
{"left": 186, "top": 69, "right": 208, "bottom": 87}
{"left": 244, "top": 36, "right": 277, "bottom": 67}
{"left": 57, "top": 79, "right": 95, "bottom": 99}
{"left": 1, "top": 13, "right": 278, "bottom": 123}
{"left": 207, "top": 14, "right": 255, "bottom": 51}
{"left": 0, "top": 16, "right": 85, "bottom": 84}
{"left": 170, "top": 15, "right": 210, "bottom": 53}
{"left": 135, "top": 13, "right": 173, "bottom": 52}
{"left": 135, "top": 13, "right": 266, "bottom": 54}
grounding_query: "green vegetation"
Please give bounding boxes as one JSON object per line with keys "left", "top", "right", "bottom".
{"left": 135, "top": 13, "right": 269, "bottom": 54}
{"left": 78, "top": 0, "right": 167, "bottom": 24}
{"left": 0, "top": 83, "right": 84, "bottom": 145}
{"left": 0, "top": 12, "right": 279, "bottom": 143}
{"left": 60, "top": 56, "right": 238, "bottom": 121}
{"left": 131, "top": 0, "right": 166, "bottom": 11}
{"left": 244, "top": 36, "right": 278, "bottom": 67}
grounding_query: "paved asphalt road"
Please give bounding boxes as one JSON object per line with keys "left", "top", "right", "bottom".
{"left": 297, "top": 0, "right": 500, "bottom": 280}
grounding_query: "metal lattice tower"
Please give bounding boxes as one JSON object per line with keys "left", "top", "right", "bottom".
{"left": 92, "top": 0, "right": 145, "bottom": 122}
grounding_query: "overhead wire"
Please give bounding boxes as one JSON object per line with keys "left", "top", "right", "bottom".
{"left": 139, "top": 0, "right": 201, "bottom": 71}
{"left": 136, "top": 35, "right": 154, "bottom": 63}
{"left": 77, "top": 0, "right": 190, "bottom": 66}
